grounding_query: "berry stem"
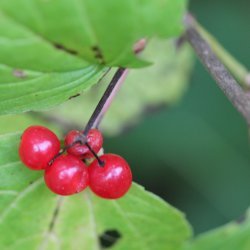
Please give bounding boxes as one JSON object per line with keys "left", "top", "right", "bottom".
{"left": 83, "top": 67, "right": 127, "bottom": 137}
{"left": 91, "top": 68, "right": 129, "bottom": 129}
{"left": 85, "top": 142, "right": 104, "bottom": 166}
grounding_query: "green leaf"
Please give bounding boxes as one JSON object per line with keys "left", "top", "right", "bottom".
{"left": 0, "top": 0, "right": 187, "bottom": 67}
{"left": 0, "top": 133, "right": 191, "bottom": 250}
{"left": 0, "top": 64, "right": 105, "bottom": 115}
{"left": 0, "top": 5, "right": 107, "bottom": 115}
{"left": 45, "top": 39, "right": 194, "bottom": 135}
{"left": 184, "top": 211, "right": 250, "bottom": 250}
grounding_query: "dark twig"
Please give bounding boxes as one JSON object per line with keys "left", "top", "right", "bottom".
{"left": 185, "top": 14, "right": 250, "bottom": 125}
{"left": 91, "top": 69, "right": 129, "bottom": 129}
{"left": 83, "top": 67, "right": 127, "bottom": 137}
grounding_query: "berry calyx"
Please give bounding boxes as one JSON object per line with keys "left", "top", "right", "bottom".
{"left": 44, "top": 154, "right": 89, "bottom": 196}
{"left": 88, "top": 154, "right": 132, "bottom": 199}
{"left": 19, "top": 125, "right": 60, "bottom": 170}
{"left": 65, "top": 129, "right": 103, "bottom": 159}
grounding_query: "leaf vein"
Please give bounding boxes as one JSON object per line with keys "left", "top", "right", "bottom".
{"left": 84, "top": 192, "right": 101, "bottom": 250}
{"left": 0, "top": 178, "right": 43, "bottom": 223}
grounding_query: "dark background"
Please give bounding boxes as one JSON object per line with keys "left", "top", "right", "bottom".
{"left": 106, "top": 0, "right": 250, "bottom": 234}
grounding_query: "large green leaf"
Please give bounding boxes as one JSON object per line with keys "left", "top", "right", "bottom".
{"left": 0, "top": 0, "right": 108, "bottom": 115}
{"left": 0, "top": 0, "right": 187, "bottom": 68}
{"left": 184, "top": 210, "right": 250, "bottom": 250}
{"left": 0, "top": 132, "right": 191, "bottom": 250}
{"left": 45, "top": 39, "right": 194, "bottom": 135}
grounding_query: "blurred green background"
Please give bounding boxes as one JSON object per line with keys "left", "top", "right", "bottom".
{"left": 105, "top": 0, "right": 250, "bottom": 234}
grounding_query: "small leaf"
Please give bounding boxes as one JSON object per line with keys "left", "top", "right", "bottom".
{"left": 0, "top": 133, "right": 191, "bottom": 250}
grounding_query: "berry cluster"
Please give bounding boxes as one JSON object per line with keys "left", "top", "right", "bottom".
{"left": 19, "top": 125, "right": 132, "bottom": 199}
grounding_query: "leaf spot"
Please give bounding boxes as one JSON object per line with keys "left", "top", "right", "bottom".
{"left": 99, "top": 229, "right": 121, "bottom": 248}
{"left": 69, "top": 93, "right": 80, "bottom": 99}
{"left": 92, "top": 46, "right": 105, "bottom": 64}
{"left": 54, "top": 43, "right": 78, "bottom": 55}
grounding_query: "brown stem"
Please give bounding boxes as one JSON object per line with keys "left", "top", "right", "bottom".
{"left": 185, "top": 14, "right": 250, "bottom": 125}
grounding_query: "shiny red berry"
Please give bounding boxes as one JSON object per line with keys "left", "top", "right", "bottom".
{"left": 65, "top": 129, "right": 103, "bottom": 159}
{"left": 88, "top": 154, "right": 132, "bottom": 199}
{"left": 19, "top": 125, "right": 60, "bottom": 170}
{"left": 44, "top": 155, "right": 89, "bottom": 196}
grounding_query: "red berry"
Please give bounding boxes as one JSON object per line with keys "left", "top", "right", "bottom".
{"left": 65, "top": 129, "right": 103, "bottom": 159}
{"left": 88, "top": 154, "right": 132, "bottom": 199}
{"left": 44, "top": 155, "right": 89, "bottom": 196}
{"left": 19, "top": 125, "right": 60, "bottom": 170}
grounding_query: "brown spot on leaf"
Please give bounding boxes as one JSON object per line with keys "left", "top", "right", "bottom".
{"left": 54, "top": 43, "right": 78, "bottom": 55}
{"left": 92, "top": 45, "right": 105, "bottom": 64}
{"left": 69, "top": 93, "right": 80, "bottom": 100}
